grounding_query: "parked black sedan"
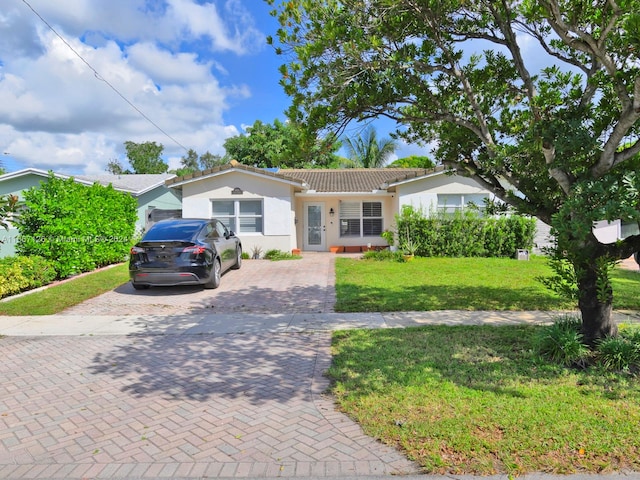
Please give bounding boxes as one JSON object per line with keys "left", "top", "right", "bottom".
{"left": 129, "top": 218, "right": 242, "bottom": 290}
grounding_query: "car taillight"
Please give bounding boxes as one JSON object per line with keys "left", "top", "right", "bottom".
{"left": 182, "top": 245, "right": 206, "bottom": 254}
{"left": 130, "top": 246, "right": 145, "bottom": 255}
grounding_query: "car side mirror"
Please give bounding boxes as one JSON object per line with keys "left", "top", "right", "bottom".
{"left": 228, "top": 230, "right": 236, "bottom": 238}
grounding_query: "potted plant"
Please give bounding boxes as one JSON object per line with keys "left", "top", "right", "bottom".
{"left": 400, "top": 226, "right": 420, "bottom": 260}
{"left": 401, "top": 238, "right": 420, "bottom": 260}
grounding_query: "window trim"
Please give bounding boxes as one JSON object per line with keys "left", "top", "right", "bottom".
{"left": 211, "top": 199, "right": 264, "bottom": 235}
{"left": 437, "top": 194, "right": 488, "bottom": 213}
{"left": 339, "top": 201, "right": 383, "bottom": 238}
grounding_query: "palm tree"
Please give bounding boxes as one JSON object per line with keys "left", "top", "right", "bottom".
{"left": 343, "top": 126, "right": 398, "bottom": 168}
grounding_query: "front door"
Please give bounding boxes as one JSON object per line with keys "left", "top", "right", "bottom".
{"left": 304, "top": 202, "right": 326, "bottom": 251}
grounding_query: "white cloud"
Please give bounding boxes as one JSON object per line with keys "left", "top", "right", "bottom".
{"left": 0, "top": 0, "right": 266, "bottom": 174}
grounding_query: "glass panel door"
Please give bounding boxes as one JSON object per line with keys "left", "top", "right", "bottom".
{"left": 304, "top": 203, "right": 325, "bottom": 251}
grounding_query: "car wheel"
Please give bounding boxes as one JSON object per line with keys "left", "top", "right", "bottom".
{"left": 204, "top": 258, "right": 221, "bottom": 289}
{"left": 231, "top": 246, "right": 242, "bottom": 270}
{"left": 132, "top": 282, "right": 150, "bottom": 290}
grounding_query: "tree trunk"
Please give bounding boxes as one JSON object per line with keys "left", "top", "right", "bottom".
{"left": 577, "top": 262, "right": 618, "bottom": 346}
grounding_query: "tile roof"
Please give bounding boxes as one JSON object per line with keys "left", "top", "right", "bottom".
{"left": 165, "top": 161, "right": 447, "bottom": 193}
{"left": 283, "top": 167, "right": 445, "bottom": 192}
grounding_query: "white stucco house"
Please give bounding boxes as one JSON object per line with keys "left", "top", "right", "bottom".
{"left": 166, "top": 160, "right": 502, "bottom": 254}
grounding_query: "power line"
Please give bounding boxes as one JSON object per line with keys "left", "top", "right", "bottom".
{"left": 21, "top": 0, "right": 190, "bottom": 153}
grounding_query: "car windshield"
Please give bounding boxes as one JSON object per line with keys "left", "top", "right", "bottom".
{"left": 142, "top": 222, "right": 204, "bottom": 241}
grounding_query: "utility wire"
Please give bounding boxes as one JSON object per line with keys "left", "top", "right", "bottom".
{"left": 21, "top": 0, "right": 190, "bottom": 153}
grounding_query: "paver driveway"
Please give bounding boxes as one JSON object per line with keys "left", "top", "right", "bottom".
{"left": 0, "top": 253, "right": 421, "bottom": 479}
{"left": 61, "top": 253, "right": 338, "bottom": 316}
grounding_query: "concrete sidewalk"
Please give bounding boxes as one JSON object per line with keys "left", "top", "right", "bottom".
{"left": 1, "top": 309, "right": 639, "bottom": 337}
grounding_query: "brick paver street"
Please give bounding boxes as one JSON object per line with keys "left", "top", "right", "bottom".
{"left": 0, "top": 253, "right": 420, "bottom": 479}
{"left": 0, "top": 333, "right": 418, "bottom": 479}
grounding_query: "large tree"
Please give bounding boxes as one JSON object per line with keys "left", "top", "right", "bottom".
{"left": 269, "top": 0, "right": 640, "bottom": 343}
{"left": 172, "top": 149, "right": 226, "bottom": 176}
{"left": 223, "top": 119, "right": 340, "bottom": 168}
{"left": 124, "top": 141, "right": 168, "bottom": 174}
{"left": 343, "top": 126, "right": 398, "bottom": 168}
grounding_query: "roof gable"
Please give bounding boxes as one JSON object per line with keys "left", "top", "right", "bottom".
{"left": 165, "top": 160, "right": 307, "bottom": 189}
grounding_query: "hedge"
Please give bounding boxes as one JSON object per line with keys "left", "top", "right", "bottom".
{"left": 396, "top": 205, "right": 536, "bottom": 257}
{"left": 15, "top": 173, "right": 137, "bottom": 278}
{"left": 0, "top": 256, "right": 57, "bottom": 299}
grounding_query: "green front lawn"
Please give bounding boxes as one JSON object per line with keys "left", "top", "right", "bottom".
{"left": 0, "top": 263, "right": 129, "bottom": 315}
{"left": 329, "top": 325, "right": 640, "bottom": 475}
{"left": 335, "top": 255, "right": 640, "bottom": 311}
{"left": 330, "top": 255, "right": 640, "bottom": 474}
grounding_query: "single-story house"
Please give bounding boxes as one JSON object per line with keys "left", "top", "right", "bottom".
{"left": 0, "top": 169, "right": 181, "bottom": 257}
{"left": 166, "top": 160, "right": 521, "bottom": 254}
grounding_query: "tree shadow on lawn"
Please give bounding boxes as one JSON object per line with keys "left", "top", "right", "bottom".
{"left": 330, "top": 324, "right": 599, "bottom": 400}
{"left": 335, "top": 283, "right": 573, "bottom": 312}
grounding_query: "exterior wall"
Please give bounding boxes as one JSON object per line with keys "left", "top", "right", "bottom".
{"left": 592, "top": 219, "right": 640, "bottom": 244}
{"left": 178, "top": 171, "right": 296, "bottom": 255}
{"left": 137, "top": 187, "right": 182, "bottom": 233}
{"left": 396, "top": 174, "right": 493, "bottom": 213}
{"left": 0, "top": 174, "right": 48, "bottom": 257}
{"left": 294, "top": 194, "right": 394, "bottom": 250}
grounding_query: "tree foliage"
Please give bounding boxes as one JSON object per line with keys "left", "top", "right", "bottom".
{"left": 387, "top": 155, "right": 435, "bottom": 169}
{"left": 16, "top": 174, "right": 137, "bottom": 278}
{"left": 0, "top": 194, "right": 18, "bottom": 232}
{"left": 105, "top": 141, "right": 170, "bottom": 174}
{"left": 173, "top": 149, "right": 225, "bottom": 176}
{"left": 343, "top": 126, "right": 398, "bottom": 168}
{"left": 124, "top": 141, "right": 168, "bottom": 174}
{"left": 269, "top": 0, "right": 640, "bottom": 342}
{"left": 223, "top": 119, "right": 340, "bottom": 168}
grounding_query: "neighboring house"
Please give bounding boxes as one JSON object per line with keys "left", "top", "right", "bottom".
{"left": 166, "top": 160, "right": 504, "bottom": 255}
{"left": 74, "top": 173, "right": 182, "bottom": 232}
{"left": 0, "top": 169, "right": 181, "bottom": 258}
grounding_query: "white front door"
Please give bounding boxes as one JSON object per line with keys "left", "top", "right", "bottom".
{"left": 304, "top": 202, "right": 326, "bottom": 251}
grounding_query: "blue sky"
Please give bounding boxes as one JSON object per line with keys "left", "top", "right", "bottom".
{"left": 0, "top": 0, "right": 427, "bottom": 175}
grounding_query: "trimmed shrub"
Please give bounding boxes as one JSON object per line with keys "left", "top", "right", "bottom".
{"left": 396, "top": 205, "right": 536, "bottom": 258}
{"left": 16, "top": 173, "right": 137, "bottom": 278}
{"left": 264, "top": 249, "right": 301, "bottom": 261}
{"left": 0, "top": 256, "right": 57, "bottom": 299}
{"left": 362, "top": 249, "right": 404, "bottom": 262}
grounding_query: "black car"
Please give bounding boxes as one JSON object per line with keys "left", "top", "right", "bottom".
{"left": 129, "top": 218, "right": 242, "bottom": 290}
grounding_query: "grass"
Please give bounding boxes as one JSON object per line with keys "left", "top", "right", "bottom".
{"left": 335, "top": 255, "right": 640, "bottom": 312}
{"left": 328, "top": 325, "right": 640, "bottom": 475}
{"left": 0, "top": 263, "right": 129, "bottom": 315}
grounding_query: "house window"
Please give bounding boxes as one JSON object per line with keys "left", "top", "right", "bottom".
{"left": 340, "top": 201, "right": 383, "bottom": 237}
{"left": 437, "top": 194, "right": 488, "bottom": 214}
{"left": 212, "top": 200, "right": 263, "bottom": 233}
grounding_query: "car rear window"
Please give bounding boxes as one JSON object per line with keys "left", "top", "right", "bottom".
{"left": 142, "top": 222, "right": 204, "bottom": 241}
